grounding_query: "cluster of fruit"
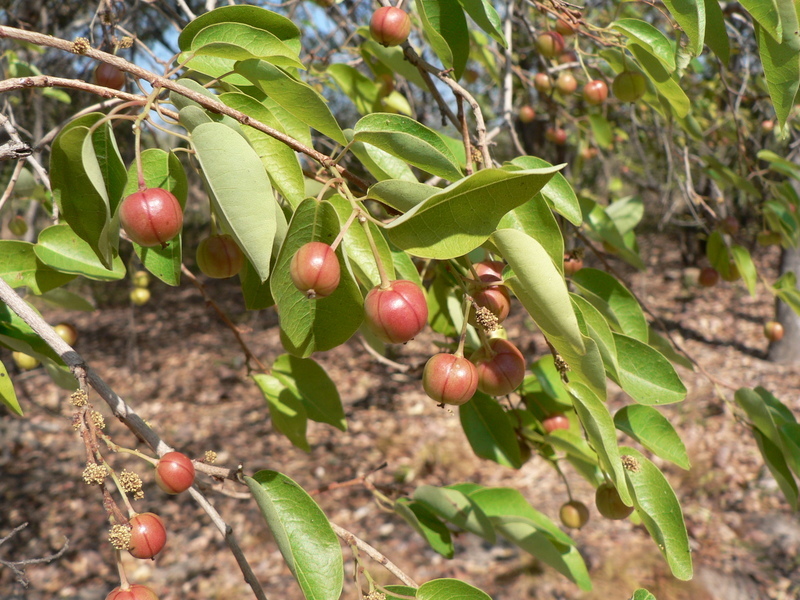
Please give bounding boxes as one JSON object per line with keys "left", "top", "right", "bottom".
{"left": 12, "top": 322, "right": 77, "bottom": 371}
{"left": 105, "top": 452, "right": 195, "bottom": 600}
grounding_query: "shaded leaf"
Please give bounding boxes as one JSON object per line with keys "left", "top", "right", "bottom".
{"left": 394, "top": 499, "right": 454, "bottom": 558}
{"left": 459, "top": 392, "right": 523, "bottom": 468}
{"left": 0, "top": 361, "right": 23, "bottom": 416}
{"left": 272, "top": 354, "right": 346, "bottom": 431}
{"left": 252, "top": 374, "right": 309, "bottom": 451}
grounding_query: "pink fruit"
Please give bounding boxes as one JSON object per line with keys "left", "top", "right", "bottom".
{"left": 290, "top": 242, "right": 341, "bottom": 298}
{"left": 364, "top": 280, "right": 428, "bottom": 344}
{"left": 422, "top": 353, "right": 479, "bottom": 405}
{"left": 119, "top": 188, "right": 183, "bottom": 247}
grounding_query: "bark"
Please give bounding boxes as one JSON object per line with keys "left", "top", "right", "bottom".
{"left": 768, "top": 244, "right": 800, "bottom": 363}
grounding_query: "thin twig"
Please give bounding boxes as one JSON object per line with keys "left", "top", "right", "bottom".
{"left": 330, "top": 523, "right": 418, "bottom": 588}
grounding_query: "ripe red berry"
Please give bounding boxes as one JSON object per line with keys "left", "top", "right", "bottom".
{"left": 583, "top": 79, "right": 608, "bottom": 105}
{"left": 545, "top": 127, "right": 568, "bottom": 145}
{"left": 536, "top": 32, "right": 565, "bottom": 58}
{"left": 559, "top": 500, "right": 590, "bottom": 529}
{"left": 364, "top": 280, "right": 428, "bottom": 344}
{"left": 555, "top": 71, "right": 578, "bottom": 95}
{"left": 422, "top": 353, "right": 479, "bottom": 405}
{"left": 469, "top": 261, "right": 511, "bottom": 326}
{"left": 698, "top": 267, "right": 719, "bottom": 288}
{"left": 155, "top": 451, "right": 195, "bottom": 495}
{"left": 370, "top": 6, "right": 411, "bottom": 47}
{"left": 519, "top": 105, "right": 536, "bottom": 123}
{"left": 612, "top": 71, "right": 647, "bottom": 102}
{"left": 533, "top": 72, "right": 552, "bottom": 93}
{"left": 105, "top": 584, "right": 160, "bottom": 600}
{"left": 119, "top": 188, "right": 183, "bottom": 247}
{"left": 720, "top": 215, "right": 740, "bottom": 235}
{"left": 595, "top": 483, "right": 633, "bottom": 520}
{"left": 470, "top": 338, "right": 526, "bottom": 396}
{"left": 564, "top": 254, "right": 583, "bottom": 276}
{"left": 474, "top": 260, "right": 505, "bottom": 282}
{"left": 128, "top": 512, "right": 167, "bottom": 559}
{"left": 94, "top": 63, "right": 126, "bottom": 90}
{"left": 196, "top": 234, "right": 245, "bottom": 279}
{"left": 542, "top": 412, "right": 570, "bottom": 434}
{"left": 290, "top": 241, "right": 341, "bottom": 298}
{"left": 555, "top": 18, "right": 576, "bottom": 36}
{"left": 764, "top": 321, "right": 784, "bottom": 343}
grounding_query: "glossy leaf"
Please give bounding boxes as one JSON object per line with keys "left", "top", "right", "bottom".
{"left": 459, "top": 392, "right": 523, "bottom": 468}
{"left": 571, "top": 269, "right": 648, "bottom": 342}
{"left": 272, "top": 354, "right": 346, "bottom": 431}
{"left": 614, "top": 405, "right": 690, "bottom": 469}
{"left": 179, "top": 6, "right": 301, "bottom": 52}
{"left": 361, "top": 40, "right": 428, "bottom": 89}
{"left": 628, "top": 44, "right": 690, "bottom": 117}
{"left": 612, "top": 19, "right": 676, "bottom": 71}
{"left": 755, "top": 22, "right": 800, "bottom": 127}
{"left": 394, "top": 498, "right": 454, "bottom": 558}
{"left": 457, "top": 0, "right": 507, "bottom": 47}
{"left": 739, "top": 0, "right": 780, "bottom": 42}
{"left": 0, "top": 241, "right": 76, "bottom": 294}
{"left": 191, "top": 122, "right": 277, "bottom": 282}
{"left": 660, "top": 0, "right": 704, "bottom": 56}
{"left": 367, "top": 180, "right": 438, "bottom": 213}
{"left": 754, "top": 428, "right": 799, "bottom": 510}
{"left": 570, "top": 294, "right": 619, "bottom": 380}
{"left": 415, "top": 0, "right": 470, "bottom": 80}
{"left": 498, "top": 193, "right": 563, "bottom": 269}
{"left": 348, "top": 138, "right": 418, "bottom": 183}
{"left": 326, "top": 63, "right": 380, "bottom": 116}
{"left": 353, "top": 113, "right": 463, "bottom": 181}
{"left": 386, "top": 168, "right": 559, "bottom": 259}
{"left": 34, "top": 225, "right": 126, "bottom": 281}
{"left": 507, "top": 157, "right": 581, "bottom": 226}
{"left": 413, "top": 485, "right": 496, "bottom": 542}
{"left": 236, "top": 59, "right": 347, "bottom": 145}
{"left": 613, "top": 333, "right": 686, "bottom": 405}
{"left": 0, "top": 361, "right": 23, "bottom": 416}
{"left": 252, "top": 374, "right": 309, "bottom": 451}
{"left": 730, "top": 244, "right": 757, "bottom": 296}
{"left": 271, "top": 198, "right": 363, "bottom": 357}
{"left": 703, "top": 0, "right": 730, "bottom": 63}
{"left": 780, "top": 422, "right": 800, "bottom": 479}
{"left": 246, "top": 471, "right": 343, "bottom": 600}
{"left": 648, "top": 327, "right": 694, "bottom": 371}
{"left": 579, "top": 197, "right": 645, "bottom": 271}
{"left": 417, "top": 579, "right": 492, "bottom": 600}
{"left": 620, "top": 447, "right": 693, "bottom": 580}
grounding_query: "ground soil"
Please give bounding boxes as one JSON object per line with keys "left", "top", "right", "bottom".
{"left": 1, "top": 235, "right": 799, "bottom": 600}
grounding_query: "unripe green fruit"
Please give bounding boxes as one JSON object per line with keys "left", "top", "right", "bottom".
{"left": 583, "top": 79, "right": 608, "bottom": 105}
{"left": 130, "top": 287, "right": 151, "bottom": 306}
{"left": 559, "top": 500, "right": 590, "bottom": 529}
{"left": 94, "top": 63, "right": 126, "bottom": 91}
{"left": 470, "top": 338, "right": 526, "bottom": 396}
{"left": 155, "top": 451, "right": 196, "bottom": 494}
{"left": 595, "top": 483, "right": 633, "bottom": 520}
{"left": 533, "top": 72, "right": 552, "bottom": 93}
{"left": 519, "top": 105, "right": 536, "bottom": 123}
{"left": 119, "top": 188, "right": 183, "bottom": 247}
{"left": 105, "top": 584, "right": 160, "bottom": 600}
{"left": 196, "top": 234, "right": 245, "bottom": 279}
{"left": 290, "top": 242, "right": 341, "bottom": 299}
{"left": 612, "top": 71, "right": 647, "bottom": 103}
{"left": 536, "top": 32, "right": 565, "bottom": 58}
{"left": 8, "top": 215, "right": 28, "bottom": 236}
{"left": 757, "top": 231, "right": 782, "bottom": 247}
{"left": 370, "top": 6, "right": 411, "bottom": 47}
{"left": 12, "top": 351, "right": 39, "bottom": 371}
{"left": 128, "top": 512, "right": 167, "bottom": 559}
{"left": 132, "top": 270, "right": 150, "bottom": 288}
{"left": 364, "top": 280, "right": 428, "bottom": 344}
{"left": 764, "top": 321, "right": 784, "bottom": 342}
{"left": 54, "top": 322, "right": 78, "bottom": 346}
{"left": 555, "top": 71, "right": 577, "bottom": 95}
{"left": 422, "top": 353, "right": 479, "bottom": 405}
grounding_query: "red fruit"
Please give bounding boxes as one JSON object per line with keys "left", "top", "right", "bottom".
{"left": 537, "top": 32, "right": 565, "bottom": 58}
{"left": 583, "top": 79, "right": 608, "bottom": 105}
{"left": 761, "top": 119, "right": 775, "bottom": 133}
{"left": 290, "top": 242, "right": 341, "bottom": 298}
{"left": 559, "top": 500, "right": 589, "bottom": 529}
{"left": 128, "top": 512, "right": 167, "bottom": 559}
{"left": 764, "top": 321, "right": 784, "bottom": 343}
{"left": 105, "top": 584, "right": 160, "bottom": 600}
{"left": 555, "top": 18, "right": 576, "bottom": 36}
{"left": 533, "top": 72, "right": 552, "bottom": 93}
{"left": 470, "top": 338, "right": 526, "bottom": 396}
{"left": 555, "top": 71, "right": 577, "bottom": 95}
{"left": 469, "top": 260, "right": 511, "bottom": 325}
{"left": 119, "top": 188, "right": 183, "bottom": 247}
{"left": 698, "top": 267, "right": 719, "bottom": 288}
{"left": 612, "top": 71, "right": 646, "bottom": 102}
{"left": 196, "top": 234, "right": 245, "bottom": 279}
{"left": 519, "top": 105, "right": 536, "bottom": 123}
{"left": 422, "top": 353, "right": 479, "bottom": 405}
{"left": 542, "top": 412, "right": 570, "bottom": 434}
{"left": 94, "top": 63, "right": 126, "bottom": 90}
{"left": 720, "top": 216, "right": 740, "bottom": 235}
{"left": 546, "top": 127, "right": 567, "bottom": 145}
{"left": 155, "top": 451, "right": 195, "bottom": 495}
{"left": 364, "top": 280, "right": 428, "bottom": 344}
{"left": 474, "top": 260, "right": 505, "bottom": 282}
{"left": 595, "top": 483, "right": 633, "bottom": 520}
{"left": 564, "top": 254, "right": 583, "bottom": 276}
{"left": 370, "top": 6, "right": 411, "bottom": 47}
{"left": 558, "top": 51, "right": 577, "bottom": 65}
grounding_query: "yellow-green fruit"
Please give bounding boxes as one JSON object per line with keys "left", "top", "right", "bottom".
{"left": 132, "top": 270, "right": 150, "bottom": 288}
{"left": 130, "top": 288, "right": 151, "bottom": 306}
{"left": 595, "top": 483, "right": 633, "bottom": 520}
{"left": 54, "top": 323, "right": 78, "bottom": 346}
{"left": 559, "top": 500, "right": 590, "bottom": 529}
{"left": 13, "top": 351, "right": 40, "bottom": 371}
{"left": 8, "top": 216, "right": 28, "bottom": 236}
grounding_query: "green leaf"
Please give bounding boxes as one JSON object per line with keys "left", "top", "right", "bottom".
{"left": 34, "top": 224, "right": 126, "bottom": 281}
{"left": 413, "top": 485, "right": 496, "bottom": 542}
{"left": 579, "top": 197, "right": 645, "bottom": 270}
{"left": 756, "top": 21, "right": 800, "bottom": 127}
{"left": 325, "top": 63, "right": 380, "bottom": 116}
{"left": 236, "top": 59, "right": 346, "bottom": 145}
{"left": 252, "top": 373, "right": 309, "bottom": 451}
{"left": 631, "top": 589, "right": 657, "bottom": 600}
{"left": 246, "top": 471, "right": 343, "bottom": 600}
{"left": 498, "top": 194, "right": 564, "bottom": 269}
{"left": 367, "top": 180, "right": 438, "bottom": 213}
{"left": 570, "top": 294, "right": 619, "bottom": 380}
{"left": 394, "top": 498, "right": 454, "bottom": 558}
{"left": 0, "top": 361, "right": 23, "bottom": 416}
{"left": 415, "top": 0, "right": 470, "bottom": 80}
{"left": 457, "top": 0, "right": 507, "bottom": 47}
{"left": 361, "top": 41, "right": 429, "bottom": 89}
{"left": 754, "top": 428, "right": 799, "bottom": 510}
{"left": 272, "top": 354, "right": 346, "bottom": 431}
{"left": 386, "top": 168, "right": 559, "bottom": 259}
{"left": 730, "top": 244, "right": 757, "bottom": 296}
{"left": 178, "top": 5, "right": 301, "bottom": 52}
{"left": 612, "top": 19, "right": 676, "bottom": 71}
{"left": 648, "top": 327, "right": 694, "bottom": 371}
{"left": 571, "top": 269, "right": 648, "bottom": 342}
{"left": 628, "top": 43, "right": 690, "bottom": 117}
{"left": 191, "top": 122, "right": 277, "bottom": 281}
{"left": 507, "top": 157, "right": 581, "bottom": 225}
{"left": 734, "top": 387, "right": 796, "bottom": 450}
{"left": 588, "top": 114, "right": 614, "bottom": 149}
{"left": 0, "top": 241, "right": 76, "bottom": 294}
{"left": 773, "top": 272, "right": 800, "bottom": 317}
{"left": 384, "top": 586, "right": 418, "bottom": 600}
{"left": 779, "top": 422, "right": 800, "bottom": 479}
{"left": 620, "top": 447, "right": 693, "bottom": 580}
{"left": 702, "top": 0, "right": 730, "bottom": 63}
{"left": 348, "top": 137, "right": 418, "bottom": 183}
{"left": 606, "top": 196, "right": 644, "bottom": 236}
{"left": 271, "top": 199, "right": 364, "bottom": 357}
{"left": 740, "top": 0, "right": 781, "bottom": 42}
{"left": 614, "top": 405, "right": 690, "bottom": 469}
{"left": 569, "top": 382, "right": 632, "bottom": 505}
{"left": 353, "top": 113, "right": 463, "bottom": 181}
{"left": 612, "top": 333, "right": 687, "bottom": 405}
{"left": 660, "top": 0, "right": 704, "bottom": 56}
{"left": 239, "top": 259, "right": 275, "bottom": 310}
{"left": 417, "top": 579, "right": 493, "bottom": 600}
{"left": 459, "top": 392, "right": 523, "bottom": 468}
{"left": 33, "top": 288, "right": 95, "bottom": 312}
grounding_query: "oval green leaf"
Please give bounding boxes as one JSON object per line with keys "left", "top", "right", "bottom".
{"left": 459, "top": 392, "right": 522, "bottom": 468}
{"left": 612, "top": 333, "right": 687, "bottom": 405}
{"left": 272, "top": 354, "right": 346, "bottom": 431}
{"left": 413, "top": 484, "right": 496, "bottom": 543}
{"left": 34, "top": 224, "right": 126, "bottom": 281}
{"left": 614, "top": 405, "right": 690, "bottom": 469}
{"left": 0, "top": 241, "right": 76, "bottom": 294}
{"left": 394, "top": 498, "right": 454, "bottom": 558}
{"left": 252, "top": 373, "right": 309, "bottom": 451}
{"left": 612, "top": 19, "right": 676, "bottom": 71}
{"left": 0, "top": 360, "right": 23, "bottom": 416}
{"left": 417, "top": 579, "right": 493, "bottom": 600}
{"left": 570, "top": 268, "right": 648, "bottom": 342}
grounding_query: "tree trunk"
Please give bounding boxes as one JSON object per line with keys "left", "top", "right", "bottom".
{"left": 768, "top": 244, "right": 800, "bottom": 363}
